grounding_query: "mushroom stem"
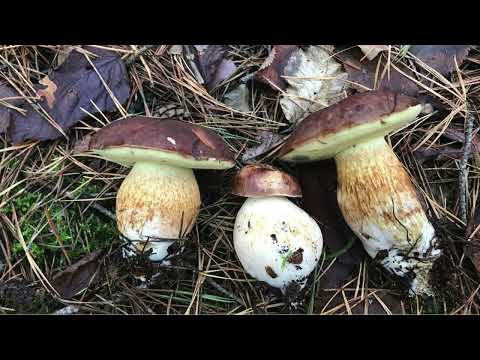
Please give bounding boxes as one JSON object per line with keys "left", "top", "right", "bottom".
{"left": 334, "top": 137, "right": 441, "bottom": 296}
{"left": 116, "top": 162, "right": 201, "bottom": 261}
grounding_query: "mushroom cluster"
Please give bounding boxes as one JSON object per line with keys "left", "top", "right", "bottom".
{"left": 231, "top": 165, "right": 323, "bottom": 299}
{"left": 277, "top": 90, "right": 441, "bottom": 296}
{"left": 79, "top": 89, "right": 442, "bottom": 300}
{"left": 83, "top": 117, "right": 235, "bottom": 262}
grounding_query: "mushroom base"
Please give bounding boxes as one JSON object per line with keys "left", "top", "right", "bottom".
{"left": 116, "top": 162, "right": 201, "bottom": 262}
{"left": 335, "top": 137, "right": 441, "bottom": 296}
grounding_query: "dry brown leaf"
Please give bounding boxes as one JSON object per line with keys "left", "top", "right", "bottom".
{"left": 410, "top": 45, "right": 472, "bottom": 76}
{"left": 0, "top": 82, "right": 22, "bottom": 134}
{"left": 194, "top": 45, "right": 237, "bottom": 91}
{"left": 52, "top": 249, "right": 104, "bottom": 299}
{"left": 3, "top": 46, "right": 130, "bottom": 144}
{"left": 337, "top": 48, "right": 420, "bottom": 96}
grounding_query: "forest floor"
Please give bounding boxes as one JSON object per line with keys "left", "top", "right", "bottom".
{"left": 1, "top": 45, "right": 479, "bottom": 314}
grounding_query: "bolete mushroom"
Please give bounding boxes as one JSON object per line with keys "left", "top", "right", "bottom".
{"left": 277, "top": 90, "right": 441, "bottom": 296}
{"left": 82, "top": 117, "right": 235, "bottom": 262}
{"left": 232, "top": 164, "right": 323, "bottom": 300}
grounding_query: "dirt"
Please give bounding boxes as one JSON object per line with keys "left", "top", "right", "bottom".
{"left": 0, "top": 279, "right": 54, "bottom": 313}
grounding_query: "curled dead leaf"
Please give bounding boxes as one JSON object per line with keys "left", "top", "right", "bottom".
{"left": 336, "top": 48, "right": 420, "bottom": 96}
{"left": 409, "top": 45, "right": 472, "bottom": 76}
{"left": 52, "top": 249, "right": 104, "bottom": 299}
{"left": 194, "top": 45, "right": 237, "bottom": 91}
{"left": 241, "top": 131, "right": 285, "bottom": 163}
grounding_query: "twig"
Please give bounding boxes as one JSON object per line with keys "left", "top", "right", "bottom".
{"left": 125, "top": 45, "right": 158, "bottom": 66}
{"left": 183, "top": 46, "right": 205, "bottom": 85}
{"left": 38, "top": 180, "right": 116, "bottom": 221}
{"left": 205, "top": 278, "right": 244, "bottom": 305}
{"left": 86, "top": 202, "right": 116, "bottom": 221}
{"left": 135, "top": 262, "right": 244, "bottom": 305}
{"left": 459, "top": 109, "right": 475, "bottom": 224}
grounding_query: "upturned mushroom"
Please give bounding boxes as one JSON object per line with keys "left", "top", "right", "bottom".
{"left": 232, "top": 164, "right": 323, "bottom": 299}
{"left": 277, "top": 90, "right": 441, "bottom": 296}
{"left": 81, "top": 117, "right": 235, "bottom": 262}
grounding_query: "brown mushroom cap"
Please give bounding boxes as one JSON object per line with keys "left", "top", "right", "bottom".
{"left": 278, "top": 91, "right": 423, "bottom": 162}
{"left": 85, "top": 117, "right": 235, "bottom": 169}
{"left": 232, "top": 164, "right": 302, "bottom": 198}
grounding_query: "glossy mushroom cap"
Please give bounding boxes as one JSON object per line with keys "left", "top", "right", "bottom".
{"left": 278, "top": 91, "right": 423, "bottom": 162}
{"left": 231, "top": 164, "right": 302, "bottom": 198}
{"left": 85, "top": 117, "right": 235, "bottom": 169}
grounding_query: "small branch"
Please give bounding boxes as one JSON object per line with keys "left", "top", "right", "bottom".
{"left": 38, "top": 180, "right": 116, "bottom": 221}
{"left": 125, "top": 45, "right": 158, "bottom": 66}
{"left": 183, "top": 46, "right": 205, "bottom": 85}
{"left": 205, "top": 278, "right": 244, "bottom": 305}
{"left": 459, "top": 110, "right": 475, "bottom": 224}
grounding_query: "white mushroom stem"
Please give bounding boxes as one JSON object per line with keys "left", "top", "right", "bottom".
{"left": 233, "top": 197, "right": 323, "bottom": 297}
{"left": 335, "top": 137, "right": 441, "bottom": 296}
{"left": 116, "top": 162, "right": 201, "bottom": 262}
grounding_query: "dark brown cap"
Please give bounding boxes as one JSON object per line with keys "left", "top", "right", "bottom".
{"left": 232, "top": 164, "right": 302, "bottom": 198}
{"left": 278, "top": 91, "right": 423, "bottom": 162}
{"left": 85, "top": 117, "right": 235, "bottom": 169}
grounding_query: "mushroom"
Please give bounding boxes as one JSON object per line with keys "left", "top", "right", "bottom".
{"left": 82, "top": 117, "right": 235, "bottom": 262}
{"left": 232, "top": 164, "right": 323, "bottom": 300}
{"left": 277, "top": 90, "right": 441, "bottom": 296}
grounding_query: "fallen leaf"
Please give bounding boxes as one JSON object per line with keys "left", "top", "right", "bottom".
{"left": 279, "top": 45, "right": 348, "bottom": 123}
{"left": 0, "top": 82, "right": 23, "bottom": 134}
{"left": 337, "top": 48, "right": 420, "bottom": 96}
{"left": 223, "top": 84, "right": 251, "bottom": 113}
{"left": 255, "top": 45, "right": 299, "bottom": 91}
{"left": 4, "top": 46, "right": 130, "bottom": 144}
{"left": 409, "top": 45, "right": 472, "bottom": 76}
{"left": 52, "top": 249, "right": 104, "bottom": 298}
{"left": 414, "top": 146, "right": 464, "bottom": 163}
{"left": 241, "top": 131, "right": 285, "bottom": 162}
{"left": 414, "top": 127, "right": 480, "bottom": 163}
{"left": 194, "top": 45, "right": 237, "bottom": 90}
{"left": 358, "top": 45, "right": 389, "bottom": 61}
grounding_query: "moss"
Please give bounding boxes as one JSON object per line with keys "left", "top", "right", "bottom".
{"left": 6, "top": 189, "right": 117, "bottom": 265}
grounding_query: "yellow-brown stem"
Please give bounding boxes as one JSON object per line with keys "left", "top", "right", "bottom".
{"left": 116, "top": 162, "right": 201, "bottom": 261}
{"left": 334, "top": 137, "right": 440, "bottom": 295}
